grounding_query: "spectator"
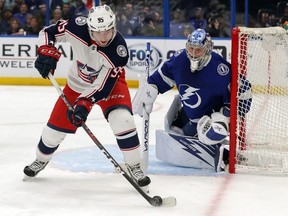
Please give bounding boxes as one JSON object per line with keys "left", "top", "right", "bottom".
{"left": 7, "top": 17, "right": 25, "bottom": 35}
{"left": 151, "top": 11, "right": 163, "bottom": 36}
{"left": 116, "top": 9, "right": 133, "bottom": 36}
{"left": 0, "top": 0, "right": 5, "bottom": 19}
{"left": 3, "top": 0, "right": 13, "bottom": 9}
{"left": 124, "top": 2, "right": 142, "bottom": 36}
{"left": 190, "top": 7, "right": 207, "bottom": 30}
{"left": 24, "top": 0, "right": 40, "bottom": 13}
{"left": 24, "top": 15, "right": 41, "bottom": 35}
{"left": 182, "top": 24, "right": 193, "bottom": 37}
{"left": 13, "top": 2, "right": 31, "bottom": 27}
{"left": 256, "top": 10, "right": 276, "bottom": 27}
{"left": 50, "top": 0, "right": 63, "bottom": 10}
{"left": 62, "top": 1, "right": 75, "bottom": 20}
{"left": 140, "top": 13, "right": 162, "bottom": 36}
{"left": 74, "top": 0, "right": 88, "bottom": 16}
{"left": 32, "top": 3, "right": 46, "bottom": 28}
{"left": 139, "top": 4, "right": 150, "bottom": 23}
{"left": 23, "top": 13, "right": 32, "bottom": 28}
{"left": 50, "top": 7, "right": 62, "bottom": 24}
{"left": 0, "top": 9, "right": 13, "bottom": 34}
{"left": 11, "top": 0, "right": 24, "bottom": 14}
{"left": 170, "top": 9, "right": 192, "bottom": 37}
{"left": 207, "top": 15, "right": 221, "bottom": 37}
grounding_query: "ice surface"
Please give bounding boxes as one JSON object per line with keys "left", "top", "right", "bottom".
{"left": 1, "top": 86, "right": 288, "bottom": 216}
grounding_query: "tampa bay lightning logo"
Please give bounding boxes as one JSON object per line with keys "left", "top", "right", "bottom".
{"left": 217, "top": 63, "right": 229, "bottom": 76}
{"left": 179, "top": 84, "right": 201, "bottom": 109}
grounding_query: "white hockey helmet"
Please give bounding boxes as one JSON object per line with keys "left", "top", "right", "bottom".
{"left": 186, "top": 28, "right": 213, "bottom": 72}
{"left": 87, "top": 5, "right": 116, "bottom": 32}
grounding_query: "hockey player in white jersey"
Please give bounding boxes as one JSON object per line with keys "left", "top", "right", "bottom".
{"left": 133, "top": 29, "right": 252, "bottom": 172}
{"left": 23, "top": 5, "right": 150, "bottom": 189}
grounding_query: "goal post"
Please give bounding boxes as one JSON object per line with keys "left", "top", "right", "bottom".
{"left": 230, "top": 26, "right": 288, "bottom": 175}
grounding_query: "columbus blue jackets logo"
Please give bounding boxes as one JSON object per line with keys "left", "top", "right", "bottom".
{"left": 76, "top": 60, "right": 100, "bottom": 83}
{"left": 75, "top": 16, "right": 87, "bottom": 26}
{"left": 116, "top": 45, "right": 127, "bottom": 57}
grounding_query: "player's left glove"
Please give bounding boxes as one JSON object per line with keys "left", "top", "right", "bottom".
{"left": 238, "top": 77, "right": 252, "bottom": 116}
{"left": 132, "top": 82, "right": 158, "bottom": 117}
{"left": 197, "top": 111, "right": 229, "bottom": 145}
{"left": 34, "top": 45, "right": 61, "bottom": 79}
{"left": 67, "top": 97, "right": 93, "bottom": 127}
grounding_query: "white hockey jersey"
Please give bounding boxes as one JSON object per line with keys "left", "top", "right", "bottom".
{"left": 38, "top": 15, "right": 129, "bottom": 103}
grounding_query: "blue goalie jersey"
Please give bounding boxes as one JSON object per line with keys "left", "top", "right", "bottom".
{"left": 148, "top": 49, "right": 231, "bottom": 123}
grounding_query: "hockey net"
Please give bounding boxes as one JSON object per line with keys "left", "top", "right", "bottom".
{"left": 230, "top": 27, "right": 288, "bottom": 175}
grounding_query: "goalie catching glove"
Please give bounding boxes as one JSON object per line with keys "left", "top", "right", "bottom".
{"left": 34, "top": 45, "right": 61, "bottom": 78}
{"left": 197, "top": 108, "right": 229, "bottom": 145}
{"left": 132, "top": 82, "right": 158, "bottom": 117}
{"left": 67, "top": 97, "right": 93, "bottom": 127}
{"left": 238, "top": 76, "right": 252, "bottom": 116}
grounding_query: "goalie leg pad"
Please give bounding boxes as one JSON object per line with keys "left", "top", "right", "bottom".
{"left": 155, "top": 129, "right": 215, "bottom": 169}
{"left": 164, "top": 94, "right": 182, "bottom": 132}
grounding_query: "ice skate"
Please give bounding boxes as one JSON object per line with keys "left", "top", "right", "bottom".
{"left": 126, "top": 163, "right": 151, "bottom": 193}
{"left": 23, "top": 159, "right": 49, "bottom": 180}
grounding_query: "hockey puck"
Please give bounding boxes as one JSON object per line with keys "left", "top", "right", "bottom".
{"left": 151, "top": 196, "right": 163, "bottom": 206}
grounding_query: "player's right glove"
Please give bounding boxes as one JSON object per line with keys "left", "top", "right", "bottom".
{"left": 34, "top": 45, "right": 61, "bottom": 79}
{"left": 132, "top": 82, "right": 158, "bottom": 117}
{"left": 67, "top": 97, "right": 93, "bottom": 127}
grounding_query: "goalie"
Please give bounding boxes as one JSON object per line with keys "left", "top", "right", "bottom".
{"left": 133, "top": 29, "right": 252, "bottom": 172}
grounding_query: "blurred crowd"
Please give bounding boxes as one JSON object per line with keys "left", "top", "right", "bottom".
{"left": 0, "top": 0, "right": 90, "bottom": 36}
{"left": 0, "top": 0, "right": 286, "bottom": 37}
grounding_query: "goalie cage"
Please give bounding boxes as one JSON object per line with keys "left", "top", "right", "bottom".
{"left": 230, "top": 26, "right": 288, "bottom": 175}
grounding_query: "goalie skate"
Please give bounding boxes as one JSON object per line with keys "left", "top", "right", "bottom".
{"left": 126, "top": 163, "right": 151, "bottom": 193}
{"left": 23, "top": 159, "right": 48, "bottom": 180}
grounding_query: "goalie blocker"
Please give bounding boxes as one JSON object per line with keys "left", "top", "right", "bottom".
{"left": 156, "top": 95, "right": 229, "bottom": 172}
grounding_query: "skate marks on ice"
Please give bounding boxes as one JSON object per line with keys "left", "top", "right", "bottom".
{"left": 51, "top": 145, "right": 226, "bottom": 176}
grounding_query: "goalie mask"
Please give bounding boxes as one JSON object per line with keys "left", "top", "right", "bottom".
{"left": 186, "top": 29, "right": 213, "bottom": 72}
{"left": 87, "top": 5, "right": 116, "bottom": 47}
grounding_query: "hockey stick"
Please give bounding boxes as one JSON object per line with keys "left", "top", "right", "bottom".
{"left": 48, "top": 73, "right": 176, "bottom": 207}
{"left": 141, "top": 41, "right": 151, "bottom": 170}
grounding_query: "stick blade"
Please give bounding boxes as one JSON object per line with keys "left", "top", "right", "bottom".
{"left": 161, "top": 196, "right": 177, "bottom": 207}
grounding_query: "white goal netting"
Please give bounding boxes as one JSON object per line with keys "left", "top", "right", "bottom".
{"left": 231, "top": 27, "right": 288, "bottom": 175}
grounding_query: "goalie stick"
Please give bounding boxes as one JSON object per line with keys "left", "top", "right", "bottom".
{"left": 115, "top": 42, "right": 151, "bottom": 173}
{"left": 141, "top": 41, "right": 151, "bottom": 171}
{"left": 48, "top": 73, "right": 176, "bottom": 207}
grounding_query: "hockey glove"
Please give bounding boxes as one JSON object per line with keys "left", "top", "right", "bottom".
{"left": 67, "top": 97, "right": 93, "bottom": 127}
{"left": 197, "top": 112, "right": 229, "bottom": 145}
{"left": 132, "top": 82, "right": 158, "bottom": 117}
{"left": 34, "top": 45, "right": 61, "bottom": 79}
{"left": 238, "top": 76, "right": 252, "bottom": 116}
